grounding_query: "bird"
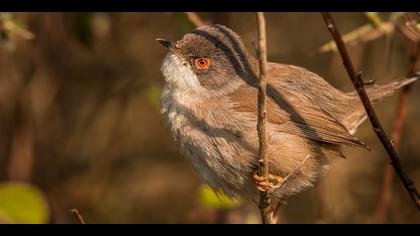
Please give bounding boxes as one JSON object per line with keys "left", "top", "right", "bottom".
{"left": 156, "top": 24, "right": 418, "bottom": 204}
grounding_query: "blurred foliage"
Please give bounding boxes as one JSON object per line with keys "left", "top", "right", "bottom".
{"left": 198, "top": 185, "right": 242, "bottom": 210}
{"left": 178, "top": 13, "right": 195, "bottom": 36}
{"left": 143, "top": 84, "right": 161, "bottom": 110}
{"left": 0, "top": 183, "right": 49, "bottom": 224}
{"left": 365, "top": 12, "right": 387, "bottom": 29}
{"left": 0, "top": 13, "right": 34, "bottom": 51}
{"left": 244, "top": 213, "right": 260, "bottom": 224}
{"left": 69, "top": 13, "right": 94, "bottom": 47}
{"left": 314, "top": 219, "right": 328, "bottom": 224}
{"left": 318, "top": 12, "right": 404, "bottom": 53}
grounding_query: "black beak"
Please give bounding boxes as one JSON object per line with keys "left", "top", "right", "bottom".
{"left": 156, "top": 38, "right": 173, "bottom": 48}
{"left": 156, "top": 38, "right": 185, "bottom": 59}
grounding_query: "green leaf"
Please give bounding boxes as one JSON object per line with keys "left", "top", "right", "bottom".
{"left": 0, "top": 182, "right": 49, "bottom": 224}
{"left": 198, "top": 185, "right": 242, "bottom": 210}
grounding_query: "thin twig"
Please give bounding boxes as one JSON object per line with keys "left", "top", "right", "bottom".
{"left": 70, "top": 209, "right": 86, "bottom": 224}
{"left": 255, "top": 12, "right": 272, "bottom": 224}
{"left": 317, "top": 12, "right": 419, "bottom": 53}
{"left": 184, "top": 12, "right": 206, "bottom": 27}
{"left": 374, "top": 42, "right": 420, "bottom": 223}
{"left": 273, "top": 155, "right": 311, "bottom": 190}
{"left": 396, "top": 13, "right": 420, "bottom": 43}
{"left": 318, "top": 23, "right": 394, "bottom": 53}
{"left": 321, "top": 12, "right": 420, "bottom": 211}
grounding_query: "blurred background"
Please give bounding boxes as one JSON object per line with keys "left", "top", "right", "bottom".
{"left": 0, "top": 12, "right": 419, "bottom": 224}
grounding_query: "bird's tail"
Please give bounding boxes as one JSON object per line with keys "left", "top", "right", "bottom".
{"left": 347, "top": 75, "right": 419, "bottom": 103}
{"left": 344, "top": 75, "right": 418, "bottom": 134}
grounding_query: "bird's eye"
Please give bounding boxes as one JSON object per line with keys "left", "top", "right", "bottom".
{"left": 194, "top": 57, "right": 210, "bottom": 70}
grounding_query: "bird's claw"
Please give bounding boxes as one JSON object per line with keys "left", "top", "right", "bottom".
{"left": 252, "top": 171, "right": 284, "bottom": 192}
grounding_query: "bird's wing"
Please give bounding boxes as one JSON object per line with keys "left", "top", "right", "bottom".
{"left": 228, "top": 65, "right": 369, "bottom": 150}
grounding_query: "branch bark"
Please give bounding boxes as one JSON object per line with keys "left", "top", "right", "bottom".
{"left": 255, "top": 12, "right": 272, "bottom": 224}
{"left": 320, "top": 12, "right": 420, "bottom": 212}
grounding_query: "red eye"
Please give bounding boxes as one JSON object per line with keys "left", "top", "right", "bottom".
{"left": 194, "top": 57, "right": 210, "bottom": 70}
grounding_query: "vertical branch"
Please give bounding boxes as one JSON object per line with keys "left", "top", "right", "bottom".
{"left": 255, "top": 12, "right": 272, "bottom": 224}
{"left": 375, "top": 42, "right": 420, "bottom": 223}
{"left": 184, "top": 12, "right": 206, "bottom": 27}
{"left": 320, "top": 12, "right": 420, "bottom": 211}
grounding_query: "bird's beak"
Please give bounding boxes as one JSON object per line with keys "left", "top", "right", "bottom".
{"left": 156, "top": 38, "right": 185, "bottom": 60}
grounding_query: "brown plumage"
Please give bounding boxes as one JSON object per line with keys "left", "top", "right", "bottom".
{"left": 157, "top": 24, "right": 418, "bottom": 203}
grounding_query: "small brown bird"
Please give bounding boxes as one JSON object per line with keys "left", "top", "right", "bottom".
{"left": 157, "top": 24, "right": 418, "bottom": 203}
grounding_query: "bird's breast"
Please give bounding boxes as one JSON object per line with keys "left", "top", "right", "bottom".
{"left": 160, "top": 85, "right": 257, "bottom": 195}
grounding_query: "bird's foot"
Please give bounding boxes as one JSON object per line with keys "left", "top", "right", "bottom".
{"left": 252, "top": 155, "right": 311, "bottom": 193}
{"left": 252, "top": 171, "right": 284, "bottom": 192}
